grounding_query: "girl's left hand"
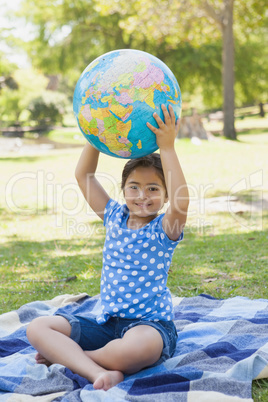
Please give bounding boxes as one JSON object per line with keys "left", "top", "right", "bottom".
{"left": 146, "top": 104, "right": 180, "bottom": 151}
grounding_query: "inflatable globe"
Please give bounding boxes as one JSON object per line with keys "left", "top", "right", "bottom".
{"left": 73, "top": 49, "right": 182, "bottom": 159}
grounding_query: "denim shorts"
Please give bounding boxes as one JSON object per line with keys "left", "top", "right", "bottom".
{"left": 57, "top": 313, "right": 178, "bottom": 367}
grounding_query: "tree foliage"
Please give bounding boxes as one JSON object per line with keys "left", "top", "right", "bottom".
{"left": 28, "top": 91, "right": 67, "bottom": 126}
{"left": 0, "top": 0, "right": 265, "bottom": 134}
{"left": 0, "top": 28, "right": 19, "bottom": 91}
{"left": 0, "top": 68, "right": 68, "bottom": 125}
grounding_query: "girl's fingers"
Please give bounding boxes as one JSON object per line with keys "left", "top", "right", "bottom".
{"left": 162, "top": 104, "right": 176, "bottom": 126}
{"left": 168, "top": 104, "right": 176, "bottom": 124}
{"left": 161, "top": 104, "right": 171, "bottom": 123}
{"left": 147, "top": 104, "right": 176, "bottom": 131}
{"left": 146, "top": 121, "right": 158, "bottom": 132}
{"left": 175, "top": 118, "right": 180, "bottom": 135}
{"left": 153, "top": 112, "right": 164, "bottom": 127}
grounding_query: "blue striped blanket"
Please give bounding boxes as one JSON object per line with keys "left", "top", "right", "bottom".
{"left": 0, "top": 293, "right": 267, "bottom": 401}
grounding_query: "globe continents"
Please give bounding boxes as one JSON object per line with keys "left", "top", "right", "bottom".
{"left": 73, "top": 49, "right": 182, "bottom": 159}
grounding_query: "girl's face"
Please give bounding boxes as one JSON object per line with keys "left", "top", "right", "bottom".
{"left": 124, "top": 166, "right": 168, "bottom": 219}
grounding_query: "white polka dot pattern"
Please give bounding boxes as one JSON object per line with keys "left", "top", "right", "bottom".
{"left": 97, "top": 199, "right": 183, "bottom": 324}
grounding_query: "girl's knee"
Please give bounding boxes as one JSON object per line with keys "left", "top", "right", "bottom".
{"left": 27, "top": 317, "right": 49, "bottom": 343}
{"left": 122, "top": 326, "right": 163, "bottom": 366}
{"left": 27, "top": 315, "right": 71, "bottom": 344}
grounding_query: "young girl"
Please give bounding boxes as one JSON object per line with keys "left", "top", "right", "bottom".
{"left": 27, "top": 104, "right": 189, "bottom": 391}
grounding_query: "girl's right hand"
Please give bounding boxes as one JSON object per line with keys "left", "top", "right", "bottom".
{"left": 146, "top": 104, "right": 180, "bottom": 151}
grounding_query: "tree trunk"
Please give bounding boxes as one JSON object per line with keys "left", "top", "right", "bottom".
{"left": 222, "top": 0, "right": 236, "bottom": 139}
{"left": 259, "top": 102, "right": 265, "bottom": 117}
{"left": 177, "top": 114, "right": 208, "bottom": 140}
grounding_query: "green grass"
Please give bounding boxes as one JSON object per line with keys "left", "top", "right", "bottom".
{"left": 46, "top": 128, "right": 84, "bottom": 144}
{"left": 23, "top": 128, "right": 84, "bottom": 145}
{"left": 0, "top": 131, "right": 267, "bottom": 305}
{"left": 0, "top": 126, "right": 268, "bottom": 400}
{"left": 169, "top": 212, "right": 268, "bottom": 299}
{"left": 203, "top": 115, "right": 268, "bottom": 134}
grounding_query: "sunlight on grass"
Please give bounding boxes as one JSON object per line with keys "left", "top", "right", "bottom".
{"left": 203, "top": 116, "right": 268, "bottom": 133}
{"left": 78, "top": 266, "right": 98, "bottom": 280}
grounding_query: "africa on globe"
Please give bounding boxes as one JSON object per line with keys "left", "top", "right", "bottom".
{"left": 73, "top": 49, "right": 182, "bottom": 159}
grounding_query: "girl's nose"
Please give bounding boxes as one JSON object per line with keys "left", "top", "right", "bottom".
{"left": 138, "top": 188, "right": 147, "bottom": 199}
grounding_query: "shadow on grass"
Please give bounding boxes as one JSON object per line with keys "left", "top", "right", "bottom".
{"left": 205, "top": 189, "right": 267, "bottom": 202}
{"left": 0, "top": 237, "right": 104, "bottom": 264}
{"left": 0, "top": 235, "right": 105, "bottom": 313}
{"left": 0, "top": 207, "right": 55, "bottom": 221}
{"left": 0, "top": 154, "right": 66, "bottom": 163}
{"left": 169, "top": 223, "right": 268, "bottom": 299}
{"left": 237, "top": 127, "right": 268, "bottom": 136}
{"left": 1, "top": 222, "right": 267, "bottom": 294}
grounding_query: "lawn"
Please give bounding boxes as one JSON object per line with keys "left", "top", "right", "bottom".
{"left": 0, "top": 126, "right": 267, "bottom": 400}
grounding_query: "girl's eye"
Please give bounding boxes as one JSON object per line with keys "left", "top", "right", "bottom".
{"left": 149, "top": 187, "right": 159, "bottom": 192}
{"left": 130, "top": 186, "right": 138, "bottom": 190}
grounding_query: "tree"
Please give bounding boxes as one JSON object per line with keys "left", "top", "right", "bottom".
{"left": 200, "top": 1, "right": 236, "bottom": 139}
{"left": 0, "top": 68, "right": 61, "bottom": 125}
{"left": 17, "top": 0, "right": 136, "bottom": 77}
{"left": 0, "top": 28, "right": 18, "bottom": 92}
{"left": 97, "top": 0, "right": 266, "bottom": 139}
{"left": 11, "top": 0, "right": 268, "bottom": 137}
{"left": 0, "top": 45, "right": 20, "bottom": 124}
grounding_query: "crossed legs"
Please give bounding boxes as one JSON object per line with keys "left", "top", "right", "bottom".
{"left": 26, "top": 316, "right": 163, "bottom": 391}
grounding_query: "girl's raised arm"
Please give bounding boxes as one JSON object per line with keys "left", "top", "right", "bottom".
{"left": 147, "top": 105, "right": 189, "bottom": 240}
{"left": 75, "top": 143, "right": 110, "bottom": 221}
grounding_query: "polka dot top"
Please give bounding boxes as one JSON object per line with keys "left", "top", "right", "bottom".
{"left": 97, "top": 199, "right": 184, "bottom": 324}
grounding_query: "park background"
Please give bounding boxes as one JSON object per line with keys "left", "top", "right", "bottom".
{"left": 0, "top": 1, "right": 267, "bottom": 400}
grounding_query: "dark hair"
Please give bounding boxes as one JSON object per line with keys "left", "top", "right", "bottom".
{"left": 121, "top": 153, "right": 166, "bottom": 191}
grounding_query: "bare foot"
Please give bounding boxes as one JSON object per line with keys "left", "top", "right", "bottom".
{"left": 35, "top": 352, "right": 52, "bottom": 366}
{"left": 93, "top": 370, "right": 124, "bottom": 391}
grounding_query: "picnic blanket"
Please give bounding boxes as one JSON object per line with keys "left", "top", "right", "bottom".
{"left": 0, "top": 293, "right": 268, "bottom": 402}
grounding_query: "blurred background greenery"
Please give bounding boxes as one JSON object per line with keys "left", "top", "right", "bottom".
{"left": 0, "top": 0, "right": 267, "bottom": 138}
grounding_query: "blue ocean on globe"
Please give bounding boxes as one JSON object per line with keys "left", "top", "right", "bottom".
{"left": 73, "top": 49, "right": 182, "bottom": 159}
